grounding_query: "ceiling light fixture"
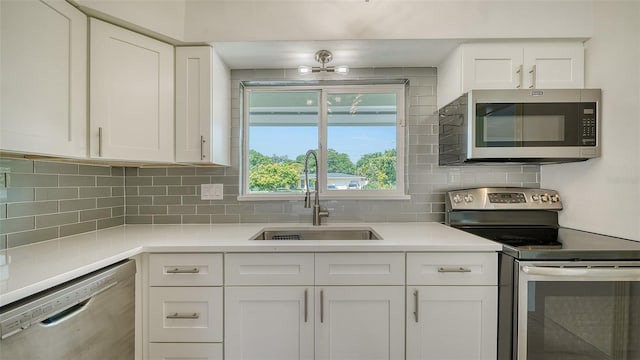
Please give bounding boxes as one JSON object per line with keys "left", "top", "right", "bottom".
{"left": 298, "top": 50, "right": 349, "bottom": 75}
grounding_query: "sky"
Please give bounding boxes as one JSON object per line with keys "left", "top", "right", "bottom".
{"left": 250, "top": 125, "right": 396, "bottom": 163}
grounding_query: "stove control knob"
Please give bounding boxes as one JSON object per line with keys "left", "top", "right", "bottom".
{"left": 453, "top": 194, "right": 462, "bottom": 204}
{"left": 551, "top": 194, "right": 560, "bottom": 203}
{"left": 532, "top": 194, "right": 540, "bottom": 202}
{"left": 540, "top": 193, "right": 550, "bottom": 202}
{"left": 464, "top": 193, "right": 474, "bottom": 203}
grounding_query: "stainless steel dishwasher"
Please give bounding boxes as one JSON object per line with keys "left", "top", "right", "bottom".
{"left": 0, "top": 259, "right": 136, "bottom": 359}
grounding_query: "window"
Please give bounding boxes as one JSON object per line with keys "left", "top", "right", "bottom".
{"left": 241, "top": 82, "right": 406, "bottom": 200}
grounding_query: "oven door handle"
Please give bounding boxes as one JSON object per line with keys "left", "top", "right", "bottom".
{"left": 521, "top": 265, "right": 640, "bottom": 280}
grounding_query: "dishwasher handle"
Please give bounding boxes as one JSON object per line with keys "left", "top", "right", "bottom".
{"left": 40, "top": 298, "right": 91, "bottom": 327}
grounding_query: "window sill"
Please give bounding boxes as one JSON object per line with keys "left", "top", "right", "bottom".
{"left": 237, "top": 194, "right": 411, "bottom": 202}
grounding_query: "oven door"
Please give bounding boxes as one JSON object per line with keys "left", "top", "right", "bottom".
{"left": 516, "top": 261, "right": 640, "bottom": 360}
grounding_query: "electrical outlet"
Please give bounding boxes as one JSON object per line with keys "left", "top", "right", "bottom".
{"left": 201, "top": 184, "right": 223, "bottom": 200}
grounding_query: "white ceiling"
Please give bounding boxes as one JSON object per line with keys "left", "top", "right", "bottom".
{"left": 211, "top": 39, "right": 462, "bottom": 69}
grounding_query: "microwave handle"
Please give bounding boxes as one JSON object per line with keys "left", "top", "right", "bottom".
{"left": 521, "top": 265, "right": 640, "bottom": 280}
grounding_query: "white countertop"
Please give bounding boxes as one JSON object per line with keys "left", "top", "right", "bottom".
{"left": 0, "top": 222, "right": 500, "bottom": 307}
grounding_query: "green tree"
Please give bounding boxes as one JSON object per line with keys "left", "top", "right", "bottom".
{"left": 326, "top": 149, "right": 355, "bottom": 174}
{"left": 249, "top": 162, "right": 302, "bottom": 192}
{"left": 249, "top": 149, "right": 271, "bottom": 170}
{"left": 295, "top": 149, "right": 355, "bottom": 174}
{"left": 356, "top": 149, "right": 397, "bottom": 189}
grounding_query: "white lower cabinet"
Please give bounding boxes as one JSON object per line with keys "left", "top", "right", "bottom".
{"left": 224, "top": 253, "right": 406, "bottom": 360}
{"left": 406, "top": 286, "right": 497, "bottom": 360}
{"left": 148, "top": 287, "right": 223, "bottom": 342}
{"left": 145, "top": 251, "right": 498, "bottom": 360}
{"left": 315, "top": 286, "right": 405, "bottom": 360}
{"left": 146, "top": 253, "right": 223, "bottom": 360}
{"left": 225, "top": 286, "right": 314, "bottom": 360}
{"left": 406, "top": 252, "right": 498, "bottom": 360}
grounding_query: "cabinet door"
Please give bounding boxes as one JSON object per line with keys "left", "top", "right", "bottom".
{"left": 90, "top": 18, "right": 174, "bottom": 162}
{"left": 406, "top": 286, "right": 497, "bottom": 360}
{"left": 1, "top": 0, "right": 87, "bottom": 157}
{"left": 524, "top": 44, "right": 584, "bottom": 89}
{"left": 175, "top": 46, "right": 230, "bottom": 165}
{"left": 315, "top": 286, "right": 405, "bottom": 360}
{"left": 225, "top": 286, "right": 314, "bottom": 360}
{"left": 462, "top": 45, "right": 524, "bottom": 91}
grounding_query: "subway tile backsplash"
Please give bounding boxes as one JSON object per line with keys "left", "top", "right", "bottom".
{"left": 124, "top": 67, "right": 540, "bottom": 226}
{"left": 0, "top": 158, "right": 125, "bottom": 249}
{"left": 0, "top": 67, "right": 540, "bottom": 249}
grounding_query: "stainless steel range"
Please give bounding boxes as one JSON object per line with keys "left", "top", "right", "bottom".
{"left": 445, "top": 187, "right": 640, "bottom": 360}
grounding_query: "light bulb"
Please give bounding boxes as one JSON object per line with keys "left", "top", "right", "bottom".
{"left": 298, "top": 65, "right": 313, "bottom": 74}
{"left": 334, "top": 65, "right": 349, "bottom": 74}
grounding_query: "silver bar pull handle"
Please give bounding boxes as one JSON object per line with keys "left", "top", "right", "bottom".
{"left": 304, "top": 288, "right": 308, "bottom": 323}
{"left": 438, "top": 266, "right": 472, "bottom": 273}
{"left": 413, "top": 289, "right": 419, "bottom": 323}
{"left": 166, "top": 312, "right": 199, "bottom": 319}
{"left": 522, "top": 265, "right": 640, "bottom": 279}
{"left": 166, "top": 267, "right": 200, "bottom": 274}
{"left": 529, "top": 64, "right": 537, "bottom": 89}
{"left": 320, "top": 289, "right": 324, "bottom": 323}
{"left": 200, "top": 135, "right": 206, "bottom": 160}
{"left": 516, "top": 64, "right": 523, "bottom": 89}
{"left": 98, "top": 127, "right": 103, "bottom": 157}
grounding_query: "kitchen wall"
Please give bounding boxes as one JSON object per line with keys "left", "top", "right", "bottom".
{"left": 0, "top": 158, "right": 125, "bottom": 249}
{"left": 541, "top": 2, "right": 640, "bottom": 241}
{"left": 124, "top": 67, "right": 540, "bottom": 225}
{"left": 183, "top": 1, "right": 593, "bottom": 42}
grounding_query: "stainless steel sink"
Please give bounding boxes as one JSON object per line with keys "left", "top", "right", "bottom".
{"left": 250, "top": 227, "right": 383, "bottom": 240}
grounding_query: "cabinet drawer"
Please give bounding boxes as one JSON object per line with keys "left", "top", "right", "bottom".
{"left": 149, "top": 287, "right": 223, "bottom": 342}
{"left": 225, "top": 253, "right": 314, "bottom": 285}
{"left": 149, "top": 343, "right": 223, "bottom": 360}
{"left": 407, "top": 253, "right": 497, "bottom": 286}
{"left": 149, "top": 253, "right": 222, "bottom": 286}
{"left": 315, "top": 253, "right": 405, "bottom": 285}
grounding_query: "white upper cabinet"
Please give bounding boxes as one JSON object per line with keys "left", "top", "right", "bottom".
{"left": 438, "top": 41, "right": 585, "bottom": 109}
{"left": 89, "top": 18, "right": 174, "bottom": 162}
{"left": 175, "top": 46, "right": 230, "bottom": 165}
{"left": 1, "top": 0, "right": 87, "bottom": 158}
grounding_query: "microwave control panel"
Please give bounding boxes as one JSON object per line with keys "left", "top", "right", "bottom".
{"left": 580, "top": 103, "right": 597, "bottom": 144}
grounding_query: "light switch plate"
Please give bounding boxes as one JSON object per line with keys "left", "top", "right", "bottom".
{"left": 201, "top": 184, "right": 223, "bottom": 200}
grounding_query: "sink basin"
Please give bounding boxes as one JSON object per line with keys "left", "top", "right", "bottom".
{"left": 250, "top": 227, "right": 383, "bottom": 240}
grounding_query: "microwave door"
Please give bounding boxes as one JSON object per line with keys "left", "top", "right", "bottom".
{"left": 477, "top": 103, "right": 522, "bottom": 146}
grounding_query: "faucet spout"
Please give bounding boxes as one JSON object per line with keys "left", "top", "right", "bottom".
{"left": 303, "top": 150, "right": 329, "bottom": 226}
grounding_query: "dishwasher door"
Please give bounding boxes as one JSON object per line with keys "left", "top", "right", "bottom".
{"left": 0, "top": 259, "right": 136, "bottom": 360}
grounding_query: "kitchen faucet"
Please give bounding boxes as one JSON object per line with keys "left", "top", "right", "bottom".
{"left": 303, "top": 150, "right": 329, "bottom": 226}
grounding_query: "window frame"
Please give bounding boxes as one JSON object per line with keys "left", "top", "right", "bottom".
{"left": 239, "top": 82, "right": 408, "bottom": 201}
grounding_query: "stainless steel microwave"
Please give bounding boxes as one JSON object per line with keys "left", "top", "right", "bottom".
{"left": 438, "top": 89, "right": 601, "bottom": 165}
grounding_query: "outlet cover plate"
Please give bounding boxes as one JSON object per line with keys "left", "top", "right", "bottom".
{"left": 201, "top": 184, "right": 223, "bottom": 200}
